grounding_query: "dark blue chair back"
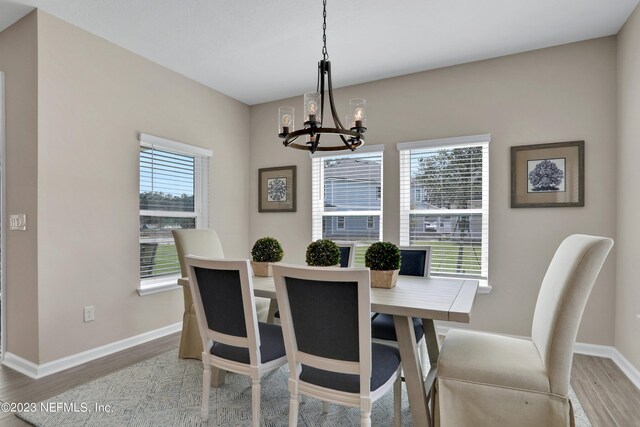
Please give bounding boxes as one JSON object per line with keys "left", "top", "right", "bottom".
{"left": 193, "top": 267, "right": 247, "bottom": 337}
{"left": 399, "top": 248, "right": 430, "bottom": 277}
{"left": 284, "top": 277, "right": 360, "bottom": 361}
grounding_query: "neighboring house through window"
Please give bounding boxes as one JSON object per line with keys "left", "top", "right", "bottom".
{"left": 398, "top": 134, "right": 490, "bottom": 281}
{"left": 138, "top": 133, "right": 211, "bottom": 292}
{"left": 312, "top": 145, "right": 384, "bottom": 266}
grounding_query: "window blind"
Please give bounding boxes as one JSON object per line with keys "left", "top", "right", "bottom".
{"left": 398, "top": 135, "right": 489, "bottom": 279}
{"left": 139, "top": 134, "right": 211, "bottom": 284}
{"left": 311, "top": 146, "right": 384, "bottom": 266}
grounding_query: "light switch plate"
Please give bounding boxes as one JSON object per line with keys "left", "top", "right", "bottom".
{"left": 9, "top": 214, "right": 26, "bottom": 231}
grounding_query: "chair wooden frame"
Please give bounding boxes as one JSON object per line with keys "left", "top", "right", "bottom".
{"left": 334, "top": 241, "right": 357, "bottom": 267}
{"left": 273, "top": 264, "right": 402, "bottom": 427}
{"left": 185, "top": 256, "right": 287, "bottom": 426}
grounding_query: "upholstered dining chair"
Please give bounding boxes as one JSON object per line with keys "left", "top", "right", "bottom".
{"left": 371, "top": 246, "right": 432, "bottom": 370}
{"left": 334, "top": 241, "right": 357, "bottom": 267}
{"left": 435, "top": 234, "right": 613, "bottom": 427}
{"left": 185, "top": 256, "right": 287, "bottom": 426}
{"left": 172, "top": 228, "right": 271, "bottom": 359}
{"left": 273, "top": 264, "right": 403, "bottom": 427}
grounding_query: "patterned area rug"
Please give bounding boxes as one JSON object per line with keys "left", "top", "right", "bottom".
{"left": 17, "top": 350, "right": 591, "bottom": 426}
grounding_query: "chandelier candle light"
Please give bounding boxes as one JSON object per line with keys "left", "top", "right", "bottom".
{"left": 278, "top": 0, "right": 367, "bottom": 153}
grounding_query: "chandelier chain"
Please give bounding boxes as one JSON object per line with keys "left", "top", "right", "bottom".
{"left": 322, "top": 0, "right": 328, "bottom": 60}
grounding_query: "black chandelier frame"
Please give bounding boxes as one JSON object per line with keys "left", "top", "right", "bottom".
{"left": 278, "top": 1, "right": 367, "bottom": 153}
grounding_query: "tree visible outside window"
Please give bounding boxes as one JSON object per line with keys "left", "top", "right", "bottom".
{"left": 139, "top": 134, "right": 210, "bottom": 289}
{"left": 399, "top": 136, "right": 489, "bottom": 280}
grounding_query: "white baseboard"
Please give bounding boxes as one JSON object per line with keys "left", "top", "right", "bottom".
{"left": 611, "top": 348, "right": 640, "bottom": 391}
{"left": 2, "top": 322, "right": 182, "bottom": 379}
{"left": 437, "top": 326, "right": 640, "bottom": 391}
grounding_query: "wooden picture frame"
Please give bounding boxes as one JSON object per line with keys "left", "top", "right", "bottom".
{"left": 258, "top": 165, "right": 297, "bottom": 212}
{"left": 511, "top": 141, "right": 584, "bottom": 208}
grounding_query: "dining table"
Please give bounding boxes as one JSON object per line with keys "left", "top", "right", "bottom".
{"left": 179, "top": 273, "right": 478, "bottom": 426}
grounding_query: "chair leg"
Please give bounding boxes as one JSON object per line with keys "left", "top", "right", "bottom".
{"left": 289, "top": 381, "right": 299, "bottom": 427}
{"left": 360, "top": 410, "right": 372, "bottom": 427}
{"left": 322, "top": 401, "right": 330, "bottom": 413}
{"left": 360, "top": 398, "right": 372, "bottom": 427}
{"left": 394, "top": 372, "right": 402, "bottom": 427}
{"left": 251, "top": 377, "right": 261, "bottom": 427}
{"left": 201, "top": 363, "right": 211, "bottom": 421}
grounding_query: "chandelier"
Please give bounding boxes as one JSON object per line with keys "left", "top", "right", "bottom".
{"left": 278, "top": 0, "right": 367, "bottom": 153}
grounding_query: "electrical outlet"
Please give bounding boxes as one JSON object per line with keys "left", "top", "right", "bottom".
{"left": 84, "top": 305, "right": 95, "bottom": 322}
{"left": 9, "top": 214, "right": 26, "bottom": 231}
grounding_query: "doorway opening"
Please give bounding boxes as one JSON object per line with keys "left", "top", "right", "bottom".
{"left": 1, "top": 71, "right": 5, "bottom": 359}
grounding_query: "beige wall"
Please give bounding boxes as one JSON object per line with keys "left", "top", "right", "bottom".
{"left": 616, "top": 4, "right": 640, "bottom": 369}
{"left": 250, "top": 38, "right": 618, "bottom": 345}
{"left": 0, "top": 12, "right": 39, "bottom": 362}
{"left": 1, "top": 11, "right": 251, "bottom": 364}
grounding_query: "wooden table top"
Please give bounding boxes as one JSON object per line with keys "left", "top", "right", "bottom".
{"left": 252, "top": 275, "right": 478, "bottom": 323}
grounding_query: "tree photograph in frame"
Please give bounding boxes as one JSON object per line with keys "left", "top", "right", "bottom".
{"left": 511, "top": 141, "right": 584, "bottom": 208}
{"left": 259, "top": 165, "right": 296, "bottom": 212}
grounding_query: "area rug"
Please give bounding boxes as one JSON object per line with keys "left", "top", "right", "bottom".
{"left": 17, "top": 350, "right": 591, "bottom": 426}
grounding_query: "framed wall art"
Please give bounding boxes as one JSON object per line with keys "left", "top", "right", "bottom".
{"left": 258, "top": 165, "right": 297, "bottom": 212}
{"left": 511, "top": 141, "right": 584, "bottom": 208}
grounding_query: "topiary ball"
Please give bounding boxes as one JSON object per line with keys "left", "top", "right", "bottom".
{"left": 306, "top": 239, "right": 341, "bottom": 267}
{"left": 365, "top": 242, "right": 401, "bottom": 271}
{"left": 251, "top": 237, "right": 284, "bottom": 263}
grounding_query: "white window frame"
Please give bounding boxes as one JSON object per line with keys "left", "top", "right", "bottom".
{"left": 311, "top": 145, "right": 385, "bottom": 254}
{"left": 138, "top": 133, "right": 212, "bottom": 295}
{"left": 398, "top": 134, "right": 490, "bottom": 291}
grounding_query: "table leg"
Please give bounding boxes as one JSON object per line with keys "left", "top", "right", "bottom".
{"left": 421, "top": 318, "right": 440, "bottom": 398}
{"left": 267, "top": 299, "right": 278, "bottom": 324}
{"left": 394, "top": 315, "right": 430, "bottom": 427}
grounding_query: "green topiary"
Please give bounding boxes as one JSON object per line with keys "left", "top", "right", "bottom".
{"left": 251, "top": 237, "right": 284, "bottom": 263}
{"left": 306, "top": 239, "right": 341, "bottom": 267}
{"left": 365, "top": 242, "right": 401, "bottom": 271}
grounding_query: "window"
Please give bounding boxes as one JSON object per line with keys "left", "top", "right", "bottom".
{"left": 398, "top": 135, "right": 489, "bottom": 280}
{"left": 312, "top": 145, "right": 384, "bottom": 266}
{"left": 138, "top": 133, "right": 212, "bottom": 290}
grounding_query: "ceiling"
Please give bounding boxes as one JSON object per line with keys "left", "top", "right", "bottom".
{"left": 0, "top": 0, "right": 638, "bottom": 105}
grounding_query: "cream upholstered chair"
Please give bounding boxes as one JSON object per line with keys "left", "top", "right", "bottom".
{"left": 273, "top": 264, "right": 402, "bottom": 427}
{"left": 172, "top": 229, "right": 271, "bottom": 359}
{"left": 185, "top": 257, "right": 287, "bottom": 426}
{"left": 435, "top": 234, "right": 613, "bottom": 427}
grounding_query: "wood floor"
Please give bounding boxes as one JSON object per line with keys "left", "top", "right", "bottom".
{"left": 0, "top": 333, "right": 638, "bottom": 426}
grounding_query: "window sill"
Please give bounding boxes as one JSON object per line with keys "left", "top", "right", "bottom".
{"left": 137, "top": 276, "right": 182, "bottom": 296}
{"left": 477, "top": 279, "right": 492, "bottom": 294}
